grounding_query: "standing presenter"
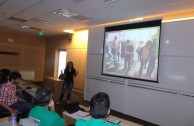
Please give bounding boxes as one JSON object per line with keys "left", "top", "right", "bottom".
{"left": 57, "top": 61, "right": 78, "bottom": 104}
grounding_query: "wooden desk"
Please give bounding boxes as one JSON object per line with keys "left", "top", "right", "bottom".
{"left": 43, "top": 76, "right": 63, "bottom": 101}
{"left": 18, "top": 80, "right": 39, "bottom": 98}
{"left": 62, "top": 105, "right": 142, "bottom": 126}
{"left": 0, "top": 117, "right": 19, "bottom": 126}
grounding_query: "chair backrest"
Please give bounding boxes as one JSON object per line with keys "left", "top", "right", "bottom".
{"left": 0, "top": 106, "right": 10, "bottom": 118}
{"left": 19, "top": 118, "right": 37, "bottom": 126}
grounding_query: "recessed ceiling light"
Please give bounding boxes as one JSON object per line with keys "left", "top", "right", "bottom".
{"left": 16, "top": 24, "right": 30, "bottom": 29}
{"left": 53, "top": 8, "right": 77, "bottom": 17}
{"left": 102, "top": 0, "right": 131, "bottom": 5}
{"left": 63, "top": 30, "right": 75, "bottom": 33}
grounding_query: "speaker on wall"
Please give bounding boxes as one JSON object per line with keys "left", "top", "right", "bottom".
{"left": 67, "top": 33, "right": 73, "bottom": 41}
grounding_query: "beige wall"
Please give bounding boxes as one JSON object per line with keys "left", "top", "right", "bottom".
{"left": 44, "top": 30, "right": 88, "bottom": 94}
{"left": 0, "top": 28, "right": 46, "bottom": 81}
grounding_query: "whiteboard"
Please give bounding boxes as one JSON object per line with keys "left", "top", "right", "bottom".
{"left": 160, "top": 19, "right": 194, "bottom": 56}
{"left": 19, "top": 70, "right": 35, "bottom": 80}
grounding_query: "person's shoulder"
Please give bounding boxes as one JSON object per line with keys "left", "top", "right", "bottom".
{"left": 106, "top": 123, "right": 120, "bottom": 126}
{"left": 76, "top": 119, "right": 87, "bottom": 125}
{"left": 102, "top": 122, "right": 120, "bottom": 126}
{"left": 0, "top": 82, "right": 10, "bottom": 89}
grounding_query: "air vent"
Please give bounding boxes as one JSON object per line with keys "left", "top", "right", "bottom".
{"left": 70, "top": 0, "right": 86, "bottom": 3}
{"left": 71, "top": 15, "right": 91, "bottom": 21}
{"left": 9, "top": 17, "right": 27, "bottom": 23}
{"left": 0, "top": 51, "right": 19, "bottom": 55}
{"left": 29, "top": 27, "right": 41, "bottom": 31}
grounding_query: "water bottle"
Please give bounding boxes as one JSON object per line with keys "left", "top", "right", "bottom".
{"left": 9, "top": 113, "right": 17, "bottom": 126}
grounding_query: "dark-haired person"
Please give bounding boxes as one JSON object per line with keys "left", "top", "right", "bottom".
{"left": 0, "top": 71, "right": 32, "bottom": 117}
{"left": 0, "top": 68, "right": 10, "bottom": 114}
{"left": 0, "top": 68, "right": 10, "bottom": 87}
{"left": 75, "top": 92, "right": 120, "bottom": 126}
{"left": 57, "top": 61, "right": 78, "bottom": 104}
{"left": 124, "top": 40, "right": 134, "bottom": 74}
{"left": 29, "top": 86, "right": 66, "bottom": 126}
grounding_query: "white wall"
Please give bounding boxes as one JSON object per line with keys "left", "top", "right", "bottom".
{"left": 85, "top": 19, "right": 194, "bottom": 126}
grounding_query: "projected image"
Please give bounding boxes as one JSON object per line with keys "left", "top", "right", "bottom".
{"left": 102, "top": 24, "right": 161, "bottom": 82}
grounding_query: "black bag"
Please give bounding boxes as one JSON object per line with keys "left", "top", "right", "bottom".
{"left": 58, "top": 73, "right": 65, "bottom": 80}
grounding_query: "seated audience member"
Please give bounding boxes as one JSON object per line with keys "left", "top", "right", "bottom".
{"left": 0, "top": 68, "right": 10, "bottom": 76}
{"left": 0, "top": 68, "right": 10, "bottom": 114}
{"left": 0, "top": 71, "right": 32, "bottom": 117}
{"left": 0, "top": 68, "right": 10, "bottom": 85}
{"left": 0, "top": 69, "right": 24, "bottom": 99}
{"left": 29, "top": 86, "right": 66, "bottom": 126}
{"left": 76, "top": 92, "right": 120, "bottom": 126}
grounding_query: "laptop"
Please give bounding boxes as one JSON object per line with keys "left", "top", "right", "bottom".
{"left": 64, "top": 102, "right": 80, "bottom": 114}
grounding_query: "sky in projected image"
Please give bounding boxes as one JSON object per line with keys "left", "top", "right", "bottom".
{"left": 103, "top": 26, "right": 160, "bottom": 82}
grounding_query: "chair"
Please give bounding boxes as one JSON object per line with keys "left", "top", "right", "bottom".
{"left": 19, "top": 118, "right": 37, "bottom": 126}
{"left": 0, "top": 106, "right": 10, "bottom": 118}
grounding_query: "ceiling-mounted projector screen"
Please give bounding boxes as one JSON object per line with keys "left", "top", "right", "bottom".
{"left": 102, "top": 20, "right": 161, "bottom": 82}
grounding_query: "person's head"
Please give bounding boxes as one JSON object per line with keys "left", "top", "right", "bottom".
{"left": 114, "top": 36, "right": 117, "bottom": 40}
{"left": 90, "top": 92, "right": 110, "bottom": 119}
{"left": 35, "top": 86, "right": 53, "bottom": 106}
{"left": 146, "top": 40, "right": 152, "bottom": 47}
{"left": 0, "top": 68, "right": 10, "bottom": 84}
{"left": 9, "top": 71, "right": 21, "bottom": 84}
{"left": 66, "top": 61, "right": 74, "bottom": 69}
{"left": 0, "top": 68, "right": 10, "bottom": 77}
{"left": 126, "top": 40, "right": 130, "bottom": 45}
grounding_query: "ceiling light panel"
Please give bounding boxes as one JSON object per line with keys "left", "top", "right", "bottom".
{"left": 8, "top": 17, "right": 27, "bottom": 23}
{"left": 53, "top": 8, "right": 77, "bottom": 17}
{"left": 102, "top": 0, "right": 131, "bottom": 5}
{"left": 16, "top": 24, "right": 30, "bottom": 29}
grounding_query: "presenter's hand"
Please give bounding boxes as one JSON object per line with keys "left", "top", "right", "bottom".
{"left": 74, "top": 71, "right": 78, "bottom": 77}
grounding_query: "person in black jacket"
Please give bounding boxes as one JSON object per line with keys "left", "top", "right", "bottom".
{"left": 57, "top": 61, "right": 78, "bottom": 104}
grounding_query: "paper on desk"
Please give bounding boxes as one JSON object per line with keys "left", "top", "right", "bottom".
{"left": 76, "top": 110, "right": 90, "bottom": 117}
{"left": 63, "top": 110, "right": 91, "bottom": 120}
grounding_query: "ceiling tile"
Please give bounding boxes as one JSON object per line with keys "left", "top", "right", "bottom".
{"left": 0, "top": 0, "right": 42, "bottom": 17}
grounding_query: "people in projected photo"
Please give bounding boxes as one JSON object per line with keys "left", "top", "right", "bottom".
{"left": 110, "top": 36, "right": 119, "bottom": 69}
{"left": 124, "top": 40, "right": 134, "bottom": 74}
{"left": 146, "top": 38, "right": 157, "bottom": 77}
{"left": 139, "top": 41, "right": 149, "bottom": 76}
{"left": 116, "top": 38, "right": 121, "bottom": 62}
{"left": 120, "top": 40, "right": 127, "bottom": 61}
{"left": 136, "top": 41, "right": 144, "bottom": 62}
{"left": 105, "top": 41, "right": 112, "bottom": 58}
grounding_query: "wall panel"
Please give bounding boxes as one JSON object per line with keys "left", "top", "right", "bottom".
{"left": 85, "top": 20, "right": 194, "bottom": 126}
{"left": 0, "top": 28, "right": 46, "bottom": 81}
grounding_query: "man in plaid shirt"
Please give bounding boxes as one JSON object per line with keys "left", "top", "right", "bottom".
{"left": 0, "top": 71, "right": 32, "bottom": 117}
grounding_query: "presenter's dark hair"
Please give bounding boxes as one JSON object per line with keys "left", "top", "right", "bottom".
{"left": 35, "top": 86, "right": 52, "bottom": 106}
{"left": 90, "top": 92, "right": 110, "bottom": 119}
{"left": 9, "top": 71, "right": 21, "bottom": 81}
{"left": 0, "top": 68, "right": 10, "bottom": 84}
